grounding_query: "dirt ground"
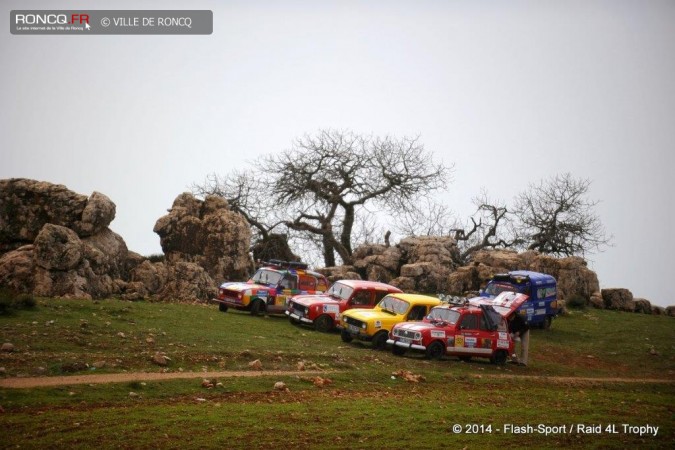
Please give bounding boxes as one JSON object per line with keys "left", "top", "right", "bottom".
{"left": 1, "top": 370, "right": 672, "bottom": 389}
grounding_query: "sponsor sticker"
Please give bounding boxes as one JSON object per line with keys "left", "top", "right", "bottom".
{"left": 497, "top": 339, "right": 510, "bottom": 349}
{"left": 430, "top": 330, "right": 445, "bottom": 338}
{"left": 323, "top": 304, "right": 339, "bottom": 314}
{"left": 498, "top": 332, "right": 508, "bottom": 340}
{"left": 535, "top": 308, "right": 546, "bottom": 316}
{"left": 482, "top": 339, "right": 492, "bottom": 349}
{"left": 375, "top": 320, "right": 382, "bottom": 328}
{"left": 465, "top": 337, "right": 477, "bottom": 348}
{"left": 454, "top": 335, "right": 464, "bottom": 348}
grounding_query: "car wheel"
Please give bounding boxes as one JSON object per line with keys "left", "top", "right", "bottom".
{"left": 218, "top": 303, "right": 228, "bottom": 313}
{"left": 372, "top": 331, "right": 389, "bottom": 350}
{"left": 341, "top": 330, "right": 353, "bottom": 343}
{"left": 315, "top": 315, "right": 333, "bottom": 333}
{"left": 491, "top": 350, "right": 508, "bottom": 365}
{"left": 541, "top": 316, "right": 552, "bottom": 330}
{"left": 250, "top": 299, "right": 265, "bottom": 316}
{"left": 459, "top": 356, "right": 471, "bottom": 362}
{"left": 425, "top": 341, "right": 444, "bottom": 360}
{"left": 392, "top": 345, "right": 406, "bottom": 356}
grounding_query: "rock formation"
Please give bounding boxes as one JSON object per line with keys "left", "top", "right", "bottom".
{"left": 0, "top": 179, "right": 128, "bottom": 298}
{"left": 0, "top": 180, "right": 254, "bottom": 301}
{"left": 152, "top": 193, "right": 254, "bottom": 301}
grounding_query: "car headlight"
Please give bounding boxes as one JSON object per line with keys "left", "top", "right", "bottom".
{"left": 361, "top": 323, "right": 367, "bottom": 329}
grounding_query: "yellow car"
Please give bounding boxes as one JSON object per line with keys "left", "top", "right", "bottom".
{"left": 339, "top": 293, "right": 441, "bottom": 349}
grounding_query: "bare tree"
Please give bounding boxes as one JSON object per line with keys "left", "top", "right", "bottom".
{"left": 513, "top": 173, "right": 611, "bottom": 256}
{"left": 452, "top": 192, "right": 519, "bottom": 262}
{"left": 263, "top": 129, "right": 451, "bottom": 266}
{"left": 191, "top": 171, "right": 279, "bottom": 241}
{"left": 395, "top": 198, "right": 455, "bottom": 237}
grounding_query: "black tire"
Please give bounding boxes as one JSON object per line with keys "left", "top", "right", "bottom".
{"left": 218, "top": 303, "right": 228, "bottom": 312}
{"left": 314, "top": 315, "right": 333, "bottom": 333}
{"left": 541, "top": 316, "right": 552, "bottom": 330}
{"left": 372, "top": 331, "right": 389, "bottom": 350}
{"left": 392, "top": 345, "right": 407, "bottom": 356}
{"left": 250, "top": 299, "right": 265, "bottom": 316}
{"left": 459, "top": 356, "right": 472, "bottom": 362}
{"left": 341, "top": 329, "right": 354, "bottom": 343}
{"left": 491, "top": 350, "right": 508, "bottom": 365}
{"left": 425, "top": 341, "right": 444, "bottom": 360}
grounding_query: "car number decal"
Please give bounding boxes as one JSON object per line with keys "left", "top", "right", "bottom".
{"left": 430, "top": 330, "right": 445, "bottom": 338}
{"left": 323, "top": 304, "right": 339, "bottom": 314}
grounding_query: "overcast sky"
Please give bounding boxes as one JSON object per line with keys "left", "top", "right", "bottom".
{"left": 2, "top": 0, "right": 674, "bottom": 306}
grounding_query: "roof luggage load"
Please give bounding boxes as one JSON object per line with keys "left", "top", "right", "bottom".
{"left": 263, "top": 259, "right": 309, "bottom": 270}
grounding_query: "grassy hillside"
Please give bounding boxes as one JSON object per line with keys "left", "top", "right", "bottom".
{"left": 1, "top": 298, "right": 673, "bottom": 449}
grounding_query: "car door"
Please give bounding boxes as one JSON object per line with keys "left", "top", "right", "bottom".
{"left": 457, "top": 313, "right": 480, "bottom": 352}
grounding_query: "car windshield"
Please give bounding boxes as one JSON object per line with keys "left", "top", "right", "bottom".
{"left": 377, "top": 295, "right": 409, "bottom": 315}
{"left": 250, "top": 269, "right": 283, "bottom": 286}
{"left": 427, "top": 308, "right": 460, "bottom": 324}
{"left": 326, "top": 282, "right": 354, "bottom": 301}
{"left": 484, "top": 282, "right": 525, "bottom": 296}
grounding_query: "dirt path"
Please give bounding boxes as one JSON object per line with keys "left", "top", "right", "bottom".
{"left": 0, "top": 370, "right": 330, "bottom": 389}
{"left": 1, "top": 370, "right": 673, "bottom": 389}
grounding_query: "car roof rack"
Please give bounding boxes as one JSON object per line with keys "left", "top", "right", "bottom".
{"left": 263, "top": 259, "right": 309, "bottom": 271}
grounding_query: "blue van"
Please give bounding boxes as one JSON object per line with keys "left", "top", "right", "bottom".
{"left": 480, "top": 271, "right": 559, "bottom": 329}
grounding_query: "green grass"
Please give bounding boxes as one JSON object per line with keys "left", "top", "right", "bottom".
{"left": 1, "top": 298, "right": 674, "bottom": 449}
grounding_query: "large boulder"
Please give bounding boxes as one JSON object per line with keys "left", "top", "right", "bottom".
{"left": 33, "top": 224, "right": 83, "bottom": 271}
{"left": 157, "top": 262, "right": 217, "bottom": 302}
{"left": 0, "top": 179, "right": 116, "bottom": 253}
{"left": 398, "top": 236, "right": 459, "bottom": 267}
{"left": 349, "top": 236, "right": 458, "bottom": 292}
{"left": 78, "top": 192, "right": 116, "bottom": 236}
{"left": 130, "top": 260, "right": 168, "bottom": 294}
{"left": 154, "top": 194, "right": 254, "bottom": 283}
{"left": 0, "top": 179, "right": 135, "bottom": 299}
{"left": 316, "top": 266, "right": 361, "bottom": 283}
{"left": 632, "top": 298, "right": 652, "bottom": 315}
{"left": 601, "top": 288, "right": 634, "bottom": 311}
{"left": 0, "top": 245, "right": 36, "bottom": 292}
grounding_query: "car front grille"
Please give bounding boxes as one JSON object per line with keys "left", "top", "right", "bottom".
{"left": 392, "top": 328, "right": 418, "bottom": 339}
{"left": 289, "top": 302, "right": 307, "bottom": 316}
{"left": 344, "top": 316, "right": 364, "bottom": 328}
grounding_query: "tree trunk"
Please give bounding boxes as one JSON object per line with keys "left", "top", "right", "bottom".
{"left": 340, "top": 204, "right": 355, "bottom": 256}
{"left": 322, "top": 233, "right": 336, "bottom": 267}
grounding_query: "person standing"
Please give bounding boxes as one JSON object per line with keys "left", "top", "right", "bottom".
{"left": 509, "top": 313, "right": 530, "bottom": 366}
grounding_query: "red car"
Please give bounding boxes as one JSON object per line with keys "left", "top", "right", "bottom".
{"left": 388, "top": 292, "right": 528, "bottom": 364}
{"left": 286, "top": 280, "right": 402, "bottom": 332}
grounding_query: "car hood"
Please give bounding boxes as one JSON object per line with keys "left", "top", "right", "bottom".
{"left": 291, "top": 294, "right": 339, "bottom": 307}
{"left": 394, "top": 321, "right": 454, "bottom": 332}
{"left": 468, "top": 291, "right": 528, "bottom": 318}
{"left": 219, "top": 282, "right": 269, "bottom": 292}
{"left": 343, "top": 309, "right": 399, "bottom": 322}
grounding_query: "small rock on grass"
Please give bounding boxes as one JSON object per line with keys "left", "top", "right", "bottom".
{"left": 248, "top": 359, "right": 263, "bottom": 370}
{"left": 1, "top": 343, "right": 14, "bottom": 353}
{"left": 274, "top": 381, "right": 288, "bottom": 392}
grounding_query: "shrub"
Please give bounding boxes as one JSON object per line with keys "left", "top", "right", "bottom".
{"left": 0, "top": 287, "right": 37, "bottom": 314}
{"left": 147, "top": 253, "right": 165, "bottom": 263}
{"left": 566, "top": 294, "right": 588, "bottom": 310}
